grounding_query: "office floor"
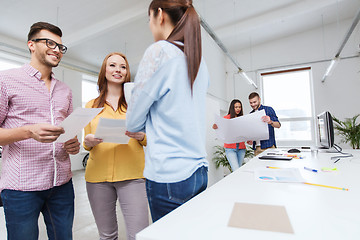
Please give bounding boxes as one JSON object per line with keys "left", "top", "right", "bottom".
{"left": 0, "top": 169, "right": 143, "bottom": 240}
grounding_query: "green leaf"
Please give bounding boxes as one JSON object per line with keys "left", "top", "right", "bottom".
{"left": 332, "top": 114, "right": 360, "bottom": 149}
{"left": 212, "top": 145, "right": 255, "bottom": 172}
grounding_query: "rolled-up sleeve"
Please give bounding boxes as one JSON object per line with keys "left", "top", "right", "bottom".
{"left": 268, "top": 107, "right": 280, "bottom": 124}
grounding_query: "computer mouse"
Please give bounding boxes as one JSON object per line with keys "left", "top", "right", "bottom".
{"left": 288, "top": 148, "right": 301, "bottom": 153}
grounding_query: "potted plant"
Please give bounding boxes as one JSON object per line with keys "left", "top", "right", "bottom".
{"left": 332, "top": 114, "right": 360, "bottom": 149}
{"left": 212, "top": 145, "right": 254, "bottom": 172}
{"left": 212, "top": 145, "right": 232, "bottom": 172}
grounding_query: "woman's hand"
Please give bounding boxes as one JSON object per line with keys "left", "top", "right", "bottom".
{"left": 84, "top": 134, "right": 103, "bottom": 148}
{"left": 125, "top": 131, "right": 145, "bottom": 141}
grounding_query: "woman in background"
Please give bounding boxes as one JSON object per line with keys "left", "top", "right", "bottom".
{"left": 213, "top": 99, "right": 246, "bottom": 171}
{"left": 83, "top": 52, "right": 148, "bottom": 240}
{"left": 126, "top": 0, "right": 209, "bottom": 222}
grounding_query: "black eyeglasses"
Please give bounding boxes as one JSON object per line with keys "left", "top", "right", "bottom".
{"left": 31, "top": 38, "right": 67, "bottom": 54}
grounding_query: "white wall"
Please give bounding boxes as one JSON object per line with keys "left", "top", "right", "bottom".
{"left": 202, "top": 29, "right": 229, "bottom": 111}
{"left": 226, "top": 17, "right": 360, "bottom": 149}
{"left": 202, "top": 29, "right": 229, "bottom": 186}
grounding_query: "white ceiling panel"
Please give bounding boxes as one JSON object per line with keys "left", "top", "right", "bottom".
{"left": 0, "top": 0, "right": 359, "bottom": 72}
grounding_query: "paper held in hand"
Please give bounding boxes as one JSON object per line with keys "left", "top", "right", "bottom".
{"left": 56, "top": 107, "right": 103, "bottom": 143}
{"left": 214, "top": 109, "right": 269, "bottom": 144}
{"left": 94, "top": 118, "right": 130, "bottom": 144}
{"left": 124, "top": 82, "right": 134, "bottom": 104}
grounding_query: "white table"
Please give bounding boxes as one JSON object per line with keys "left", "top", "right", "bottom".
{"left": 136, "top": 149, "right": 360, "bottom": 240}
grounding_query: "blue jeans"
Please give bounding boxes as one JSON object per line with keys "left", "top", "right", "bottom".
{"left": 1, "top": 180, "right": 75, "bottom": 240}
{"left": 225, "top": 144, "right": 246, "bottom": 171}
{"left": 146, "top": 166, "right": 208, "bottom": 222}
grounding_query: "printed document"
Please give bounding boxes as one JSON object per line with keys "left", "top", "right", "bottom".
{"left": 214, "top": 109, "right": 269, "bottom": 144}
{"left": 94, "top": 118, "right": 129, "bottom": 144}
{"left": 254, "top": 168, "right": 304, "bottom": 183}
{"left": 56, "top": 107, "right": 103, "bottom": 143}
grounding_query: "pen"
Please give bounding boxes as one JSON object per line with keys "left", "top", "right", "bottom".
{"left": 266, "top": 166, "right": 281, "bottom": 169}
{"left": 304, "top": 182, "right": 348, "bottom": 191}
{"left": 334, "top": 158, "right": 340, "bottom": 163}
{"left": 304, "top": 166, "right": 318, "bottom": 172}
{"left": 285, "top": 154, "right": 303, "bottom": 159}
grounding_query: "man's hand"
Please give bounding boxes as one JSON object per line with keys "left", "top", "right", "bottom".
{"left": 261, "top": 115, "right": 271, "bottom": 124}
{"left": 212, "top": 124, "right": 218, "bottom": 129}
{"left": 28, "top": 124, "right": 65, "bottom": 143}
{"left": 125, "top": 131, "right": 145, "bottom": 141}
{"left": 84, "top": 134, "right": 103, "bottom": 148}
{"left": 261, "top": 115, "right": 280, "bottom": 128}
{"left": 63, "top": 137, "right": 80, "bottom": 155}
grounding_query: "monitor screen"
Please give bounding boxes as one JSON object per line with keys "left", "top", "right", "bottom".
{"left": 317, "top": 111, "right": 334, "bottom": 149}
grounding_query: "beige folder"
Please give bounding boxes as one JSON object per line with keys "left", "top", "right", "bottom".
{"left": 228, "top": 202, "right": 294, "bottom": 234}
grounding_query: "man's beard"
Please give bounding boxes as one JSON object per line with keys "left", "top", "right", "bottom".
{"left": 40, "top": 52, "right": 60, "bottom": 67}
{"left": 252, "top": 103, "right": 260, "bottom": 110}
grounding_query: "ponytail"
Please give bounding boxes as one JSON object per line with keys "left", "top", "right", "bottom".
{"left": 149, "top": 0, "right": 202, "bottom": 92}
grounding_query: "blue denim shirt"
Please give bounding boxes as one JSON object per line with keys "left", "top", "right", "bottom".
{"left": 250, "top": 105, "right": 280, "bottom": 149}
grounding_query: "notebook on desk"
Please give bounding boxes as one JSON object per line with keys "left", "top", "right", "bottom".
{"left": 258, "top": 155, "right": 293, "bottom": 161}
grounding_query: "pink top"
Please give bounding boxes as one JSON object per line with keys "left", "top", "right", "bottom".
{"left": 0, "top": 64, "right": 73, "bottom": 191}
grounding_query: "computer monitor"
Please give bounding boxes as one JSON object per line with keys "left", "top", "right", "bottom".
{"left": 317, "top": 111, "right": 334, "bottom": 149}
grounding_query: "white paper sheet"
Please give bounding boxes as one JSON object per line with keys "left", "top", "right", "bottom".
{"left": 214, "top": 109, "right": 269, "bottom": 144}
{"left": 254, "top": 168, "right": 304, "bottom": 183}
{"left": 94, "top": 118, "right": 129, "bottom": 144}
{"left": 124, "top": 82, "right": 134, "bottom": 104}
{"left": 56, "top": 107, "right": 103, "bottom": 143}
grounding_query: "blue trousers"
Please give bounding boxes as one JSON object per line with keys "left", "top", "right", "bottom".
{"left": 146, "top": 166, "right": 208, "bottom": 222}
{"left": 225, "top": 144, "right": 246, "bottom": 171}
{"left": 1, "top": 179, "right": 74, "bottom": 240}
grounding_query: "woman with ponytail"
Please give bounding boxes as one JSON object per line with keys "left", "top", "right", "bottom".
{"left": 126, "top": 0, "right": 210, "bottom": 222}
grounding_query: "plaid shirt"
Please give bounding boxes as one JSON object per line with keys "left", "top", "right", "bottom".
{"left": 250, "top": 105, "right": 280, "bottom": 149}
{"left": 0, "top": 64, "right": 73, "bottom": 191}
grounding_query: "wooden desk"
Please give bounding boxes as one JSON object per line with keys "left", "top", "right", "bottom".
{"left": 136, "top": 149, "right": 360, "bottom": 240}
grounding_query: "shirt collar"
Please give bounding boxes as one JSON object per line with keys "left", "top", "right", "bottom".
{"left": 22, "top": 64, "right": 55, "bottom": 81}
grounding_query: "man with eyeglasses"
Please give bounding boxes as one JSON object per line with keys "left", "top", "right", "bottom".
{"left": 0, "top": 21, "right": 80, "bottom": 240}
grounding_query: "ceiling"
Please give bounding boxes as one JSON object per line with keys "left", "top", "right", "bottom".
{"left": 0, "top": 0, "right": 359, "bottom": 75}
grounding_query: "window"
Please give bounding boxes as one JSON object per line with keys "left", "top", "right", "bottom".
{"left": 261, "top": 67, "right": 314, "bottom": 146}
{"left": 81, "top": 74, "right": 98, "bottom": 145}
{"left": 82, "top": 74, "right": 98, "bottom": 107}
{"left": 0, "top": 59, "right": 22, "bottom": 71}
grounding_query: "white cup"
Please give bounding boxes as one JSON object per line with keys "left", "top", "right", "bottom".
{"left": 310, "top": 146, "right": 318, "bottom": 157}
{"left": 124, "top": 82, "right": 134, "bottom": 104}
